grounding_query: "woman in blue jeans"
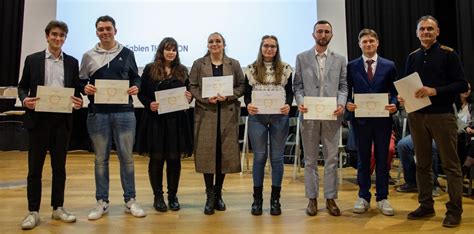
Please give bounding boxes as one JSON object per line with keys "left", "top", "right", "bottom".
{"left": 244, "top": 35, "right": 293, "bottom": 215}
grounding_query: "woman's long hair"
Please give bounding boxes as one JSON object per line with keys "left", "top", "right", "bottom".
{"left": 149, "top": 37, "right": 187, "bottom": 81}
{"left": 251, "top": 35, "right": 284, "bottom": 85}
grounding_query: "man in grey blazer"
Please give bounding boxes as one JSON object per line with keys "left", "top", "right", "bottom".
{"left": 293, "top": 20, "right": 348, "bottom": 216}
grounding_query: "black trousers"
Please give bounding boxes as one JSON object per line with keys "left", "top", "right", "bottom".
{"left": 27, "top": 113, "right": 71, "bottom": 211}
{"left": 148, "top": 153, "right": 181, "bottom": 197}
{"left": 204, "top": 102, "right": 225, "bottom": 191}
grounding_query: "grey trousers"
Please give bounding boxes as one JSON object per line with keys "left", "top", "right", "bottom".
{"left": 301, "top": 119, "right": 340, "bottom": 199}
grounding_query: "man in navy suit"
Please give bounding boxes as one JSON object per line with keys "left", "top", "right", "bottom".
{"left": 346, "top": 29, "right": 398, "bottom": 216}
{"left": 18, "top": 20, "right": 82, "bottom": 230}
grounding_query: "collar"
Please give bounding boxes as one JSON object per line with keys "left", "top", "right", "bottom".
{"left": 421, "top": 41, "right": 440, "bottom": 52}
{"left": 314, "top": 48, "right": 328, "bottom": 57}
{"left": 45, "top": 48, "right": 63, "bottom": 61}
{"left": 362, "top": 54, "right": 378, "bottom": 63}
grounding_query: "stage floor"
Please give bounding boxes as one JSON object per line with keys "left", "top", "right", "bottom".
{"left": 0, "top": 151, "right": 473, "bottom": 233}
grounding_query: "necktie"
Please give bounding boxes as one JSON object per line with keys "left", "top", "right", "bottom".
{"left": 366, "top": 59, "right": 374, "bottom": 81}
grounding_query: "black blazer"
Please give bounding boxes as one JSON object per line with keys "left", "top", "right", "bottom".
{"left": 18, "top": 50, "right": 81, "bottom": 129}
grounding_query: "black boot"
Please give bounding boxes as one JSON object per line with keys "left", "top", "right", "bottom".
{"left": 214, "top": 187, "right": 226, "bottom": 211}
{"left": 251, "top": 186, "right": 263, "bottom": 215}
{"left": 153, "top": 193, "right": 167, "bottom": 212}
{"left": 204, "top": 188, "right": 215, "bottom": 215}
{"left": 270, "top": 186, "right": 281, "bottom": 216}
{"left": 168, "top": 194, "right": 180, "bottom": 211}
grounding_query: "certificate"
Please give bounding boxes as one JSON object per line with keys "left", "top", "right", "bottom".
{"left": 252, "top": 90, "right": 285, "bottom": 114}
{"left": 394, "top": 72, "right": 431, "bottom": 113}
{"left": 303, "top": 96, "right": 337, "bottom": 120}
{"left": 201, "top": 75, "right": 233, "bottom": 98}
{"left": 155, "top": 87, "right": 189, "bottom": 115}
{"left": 354, "top": 93, "right": 389, "bottom": 118}
{"left": 94, "top": 79, "right": 129, "bottom": 104}
{"left": 35, "top": 85, "right": 74, "bottom": 113}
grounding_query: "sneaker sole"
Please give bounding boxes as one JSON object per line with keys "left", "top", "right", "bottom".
{"left": 88, "top": 209, "right": 109, "bottom": 220}
{"left": 353, "top": 208, "right": 369, "bottom": 214}
{"left": 51, "top": 215, "right": 77, "bottom": 223}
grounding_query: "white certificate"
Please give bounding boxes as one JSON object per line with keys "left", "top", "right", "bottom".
{"left": 303, "top": 96, "right": 337, "bottom": 120}
{"left": 394, "top": 72, "right": 431, "bottom": 113}
{"left": 155, "top": 87, "right": 189, "bottom": 115}
{"left": 252, "top": 90, "right": 285, "bottom": 114}
{"left": 354, "top": 93, "right": 389, "bottom": 118}
{"left": 201, "top": 75, "right": 233, "bottom": 98}
{"left": 94, "top": 79, "right": 129, "bottom": 104}
{"left": 35, "top": 85, "right": 74, "bottom": 113}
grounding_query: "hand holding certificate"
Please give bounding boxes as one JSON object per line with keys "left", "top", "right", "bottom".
{"left": 155, "top": 87, "right": 189, "bottom": 115}
{"left": 35, "top": 85, "right": 74, "bottom": 113}
{"left": 394, "top": 72, "right": 431, "bottom": 113}
{"left": 252, "top": 90, "right": 285, "bottom": 114}
{"left": 94, "top": 79, "right": 129, "bottom": 104}
{"left": 303, "top": 96, "right": 337, "bottom": 120}
{"left": 354, "top": 93, "right": 389, "bottom": 117}
{"left": 201, "top": 75, "right": 233, "bottom": 98}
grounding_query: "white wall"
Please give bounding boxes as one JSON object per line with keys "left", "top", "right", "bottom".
{"left": 19, "top": 0, "right": 56, "bottom": 79}
{"left": 20, "top": 0, "right": 347, "bottom": 73}
{"left": 318, "top": 0, "right": 347, "bottom": 59}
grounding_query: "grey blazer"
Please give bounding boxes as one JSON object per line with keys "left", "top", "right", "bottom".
{"left": 293, "top": 48, "right": 348, "bottom": 107}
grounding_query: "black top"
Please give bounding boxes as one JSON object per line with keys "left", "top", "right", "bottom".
{"left": 405, "top": 42, "right": 468, "bottom": 114}
{"left": 212, "top": 63, "right": 223, "bottom": 76}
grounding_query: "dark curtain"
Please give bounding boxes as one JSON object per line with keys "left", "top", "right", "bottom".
{"left": 0, "top": 0, "right": 24, "bottom": 86}
{"left": 344, "top": 0, "right": 463, "bottom": 76}
{"left": 456, "top": 0, "right": 474, "bottom": 82}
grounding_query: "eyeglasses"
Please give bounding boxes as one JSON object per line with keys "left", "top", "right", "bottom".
{"left": 315, "top": 29, "right": 331, "bottom": 34}
{"left": 262, "top": 44, "right": 277, "bottom": 49}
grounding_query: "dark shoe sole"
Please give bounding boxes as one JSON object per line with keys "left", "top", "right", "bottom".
{"left": 204, "top": 209, "right": 215, "bottom": 215}
{"left": 442, "top": 222, "right": 460, "bottom": 228}
{"left": 306, "top": 210, "right": 317, "bottom": 216}
{"left": 215, "top": 206, "right": 226, "bottom": 211}
{"left": 169, "top": 207, "right": 180, "bottom": 211}
{"left": 251, "top": 209, "right": 262, "bottom": 216}
{"left": 407, "top": 212, "right": 435, "bottom": 220}
{"left": 270, "top": 211, "right": 281, "bottom": 216}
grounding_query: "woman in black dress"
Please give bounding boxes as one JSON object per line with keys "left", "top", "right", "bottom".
{"left": 138, "top": 37, "right": 193, "bottom": 212}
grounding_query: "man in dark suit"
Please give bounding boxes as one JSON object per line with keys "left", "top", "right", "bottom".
{"left": 346, "top": 29, "right": 398, "bottom": 216}
{"left": 18, "top": 20, "right": 82, "bottom": 230}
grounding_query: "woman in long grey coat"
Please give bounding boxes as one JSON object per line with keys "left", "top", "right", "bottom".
{"left": 189, "top": 32, "right": 245, "bottom": 215}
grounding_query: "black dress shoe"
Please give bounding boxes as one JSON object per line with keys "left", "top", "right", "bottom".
{"left": 154, "top": 196, "right": 168, "bottom": 212}
{"left": 214, "top": 195, "right": 226, "bottom": 211}
{"left": 306, "top": 198, "right": 317, "bottom": 216}
{"left": 407, "top": 206, "right": 435, "bottom": 220}
{"left": 168, "top": 196, "right": 180, "bottom": 211}
{"left": 442, "top": 214, "right": 461, "bottom": 228}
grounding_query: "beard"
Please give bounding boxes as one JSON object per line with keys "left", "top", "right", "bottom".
{"left": 317, "top": 38, "right": 331, "bottom": 47}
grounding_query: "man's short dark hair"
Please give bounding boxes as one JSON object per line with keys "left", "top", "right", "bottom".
{"left": 44, "top": 20, "right": 68, "bottom": 35}
{"left": 95, "top": 15, "right": 116, "bottom": 28}
{"left": 417, "top": 15, "right": 439, "bottom": 27}
{"left": 313, "top": 20, "right": 333, "bottom": 33}
{"left": 358, "top": 28, "right": 378, "bottom": 40}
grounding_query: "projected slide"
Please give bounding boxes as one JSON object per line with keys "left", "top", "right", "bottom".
{"left": 58, "top": 0, "right": 317, "bottom": 68}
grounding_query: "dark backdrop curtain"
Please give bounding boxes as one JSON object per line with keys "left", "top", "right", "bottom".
{"left": 0, "top": 0, "right": 24, "bottom": 86}
{"left": 345, "top": 0, "right": 462, "bottom": 77}
{"left": 456, "top": 0, "right": 474, "bottom": 82}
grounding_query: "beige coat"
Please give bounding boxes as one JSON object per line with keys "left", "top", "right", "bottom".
{"left": 189, "top": 55, "right": 245, "bottom": 173}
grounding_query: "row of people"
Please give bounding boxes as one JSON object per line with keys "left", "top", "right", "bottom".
{"left": 18, "top": 14, "right": 467, "bottom": 230}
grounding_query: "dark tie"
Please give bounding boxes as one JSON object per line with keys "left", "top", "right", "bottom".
{"left": 366, "top": 59, "right": 374, "bottom": 81}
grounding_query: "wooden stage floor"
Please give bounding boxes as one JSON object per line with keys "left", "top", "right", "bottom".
{"left": 0, "top": 151, "right": 473, "bottom": 233}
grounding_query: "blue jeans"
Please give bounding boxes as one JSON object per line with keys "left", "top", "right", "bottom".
{"left": 397, "top": 135, "right": 439, "bottom": 187}
{"left": 248, "top": 114, "right": 289, "bottom": 187}
{"left": 87, "top": 112, "right": 137, "bottom": 203}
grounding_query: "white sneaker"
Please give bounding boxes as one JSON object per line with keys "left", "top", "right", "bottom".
{"left": 376, "top": 199, "right": 394, "bottom": 216}
{"left": 125, "top": 198, "right": 146, "bottom": 217}
{"left": 52, "top": 207, "right": 76, "bottom": 223}
{"left": 88, "top": 200, "right": 109, "bottom": 220}
{"left": 21, "top": 211, "right": 40, "bottom": 230}
{"left": 353, "top": 198, "right": 370, "bottom": 214}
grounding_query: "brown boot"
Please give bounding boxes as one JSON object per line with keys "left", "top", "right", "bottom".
{"left": 326, "top": 199, "right": 341, "bottom": 216}
{"left": 306, "top": 198, "right": 317, "bottom": 216}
